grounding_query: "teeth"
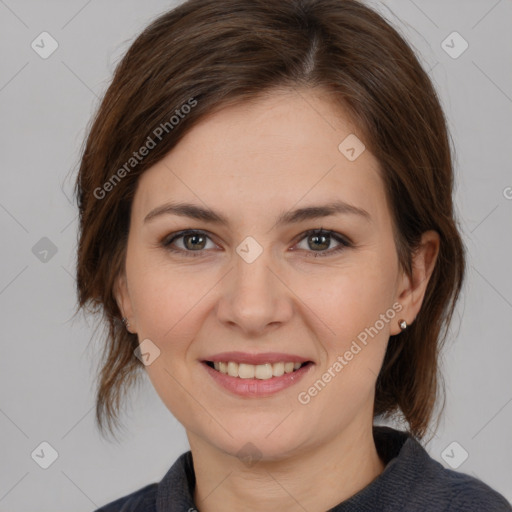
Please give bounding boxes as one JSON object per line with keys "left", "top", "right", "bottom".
{"left": 210, "top": 361, "right": 305, "bottom": 380}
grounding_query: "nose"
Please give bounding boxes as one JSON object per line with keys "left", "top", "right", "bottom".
{"left": 216, "top": 244, "right": 293, "bottom": 336}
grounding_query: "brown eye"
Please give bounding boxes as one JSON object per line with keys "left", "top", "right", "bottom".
{"left": 181, "top": 232, "right": 208, "bottom": 250}
{"left": 162, "top": 230, "right": 216, "bottom": 257}
{"left": 294, "top": 229, "right": 352, "bottom": 257}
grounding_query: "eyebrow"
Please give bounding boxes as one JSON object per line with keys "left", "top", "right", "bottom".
{"left": 143, "top": 200, "right": 371, "bottom": 227}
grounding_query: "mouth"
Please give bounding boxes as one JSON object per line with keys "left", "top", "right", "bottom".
{"left": 203, "top": 360, "right": 313, "bottom": 380}
{"left": 201, "top": 358, "right": 315, "bottom": 397}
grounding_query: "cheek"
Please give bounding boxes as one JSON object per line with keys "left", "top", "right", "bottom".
{"left": 295, "top": 263, "right": 397, "bottom": 413}
{"left": 127, "top": 249, "right": 210, "bottom": 340}
{"left": 298, "top": 256, "right": 398, "bottom": 406}
{"left": 127, "top": 260, "right": 207, "bottom": 422}
{"left": 297, "top": 253, "right": 397, "bottom": 342}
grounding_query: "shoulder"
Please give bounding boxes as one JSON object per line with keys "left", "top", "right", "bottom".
{"left": 373, "top": 427, "right": 511, "bottom": 511}
{"left": 412, "top": 444, "right": 511, "bottom": 511}
{"left": 439, "top": 469, "right": 512, "bottom": 511}
{"left": 92, "top": 450, "right": 195, "bottom": 512}
{"left": 93, "top": 482, "right": 158, "bottom": 512}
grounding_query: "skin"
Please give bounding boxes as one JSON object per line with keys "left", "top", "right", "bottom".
{"left": 114, "top": 87, "right": 439, "bottom": 512}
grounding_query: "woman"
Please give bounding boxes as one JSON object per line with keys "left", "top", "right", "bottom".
{"left": 74, "top": 0, "right": 512, "bottom": 510}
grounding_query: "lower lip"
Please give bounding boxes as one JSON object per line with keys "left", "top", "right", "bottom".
{"left": 202, "top": 361, "right": 314, "bottom": 397}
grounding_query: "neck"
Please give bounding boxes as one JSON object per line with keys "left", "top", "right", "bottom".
{"left": 189, "top": 421, "right": 386, "bottom": 512}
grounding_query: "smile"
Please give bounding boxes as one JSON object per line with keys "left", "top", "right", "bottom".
{"left": 206, "top": 361, "right": 307, "bottom": 379}
{"left": 201, "top": 360, "right": 314, "bottom": 397}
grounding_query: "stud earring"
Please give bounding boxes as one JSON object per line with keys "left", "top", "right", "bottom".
{"left": 398, "top": 319, "right": 407, "bottom": 331}
{"left": 122, "top": 317, "right": 130, "bottom": 330}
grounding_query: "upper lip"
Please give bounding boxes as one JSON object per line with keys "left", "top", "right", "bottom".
{"left": 203, "top": 352, "right": 313, "bottom": 365}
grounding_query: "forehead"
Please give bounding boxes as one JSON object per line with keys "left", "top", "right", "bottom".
{"left": 134, "top": 89, "right": 387, "bottom": 225}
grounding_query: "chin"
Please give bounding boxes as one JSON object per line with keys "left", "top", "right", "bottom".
{"left": 212, "top": 426, "right": 308, "bottom": 463}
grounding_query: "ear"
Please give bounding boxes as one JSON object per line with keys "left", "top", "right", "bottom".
{"left": 113, "top": 272, "right": 137, "bottom": 333}
{"left": 391, "top": 230, "right": 440, "bottom": 335}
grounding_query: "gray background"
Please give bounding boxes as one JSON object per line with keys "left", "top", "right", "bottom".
{"left": 1, "top": 0, "right": 511, "bottom": 510}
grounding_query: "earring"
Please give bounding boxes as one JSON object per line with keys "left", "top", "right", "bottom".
{"left": 122, "top": 317, "right": 130, "bottom": 330}
{"left": 398, "top": 319, "right": 407, "bottom": 331}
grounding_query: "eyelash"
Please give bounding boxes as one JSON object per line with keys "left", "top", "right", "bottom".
{"left": 161, "top": 228, "right": 352, "bottom": 258}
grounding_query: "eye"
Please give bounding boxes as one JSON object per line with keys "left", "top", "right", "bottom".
{"left": 161, "top": 230, "right": 217, "bottom": 257}
{"left": 293, "top": 228, "right": 352, "bottom": 258}
{"left": 161, "top": 228, "right": 352, "bottom": 258}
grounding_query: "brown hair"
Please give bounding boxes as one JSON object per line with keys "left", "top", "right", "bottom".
{"left": 74, "top": 0, "right": 465, "bottom": 442}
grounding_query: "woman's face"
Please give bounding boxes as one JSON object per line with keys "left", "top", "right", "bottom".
{"left": 115, "top": 88, "right": 415, "bottom": 460}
